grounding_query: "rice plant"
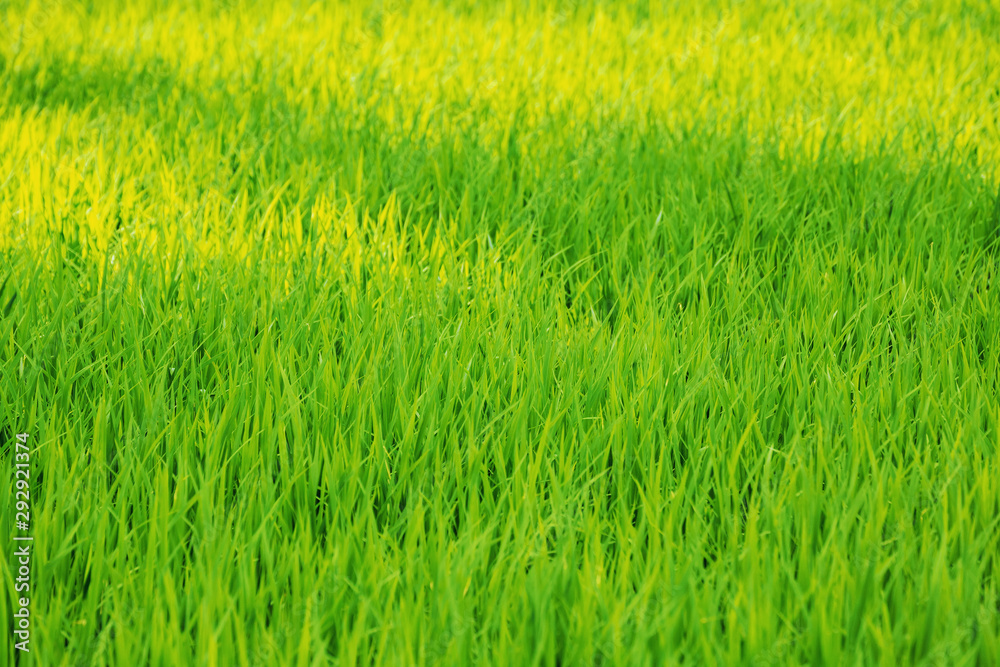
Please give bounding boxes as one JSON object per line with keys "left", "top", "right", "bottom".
{"left": 1, "top": 0, "right": 998, "bottom": 664}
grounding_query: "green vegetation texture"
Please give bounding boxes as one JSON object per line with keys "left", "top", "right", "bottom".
{"left": 1, "top": 0, "right": 999, "bottom": 665}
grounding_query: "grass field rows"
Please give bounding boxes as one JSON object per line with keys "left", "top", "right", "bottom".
{"left": 1, "top": 1, "right": 999, "bottom": 665}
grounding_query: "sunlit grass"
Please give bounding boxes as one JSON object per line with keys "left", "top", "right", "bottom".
{"left": 1, "top": 0, "right": 998, "bottom": 665}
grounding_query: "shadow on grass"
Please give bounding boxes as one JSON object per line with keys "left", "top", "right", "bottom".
{"left": 2, "top": 44, "right": 998, "bottom": 276}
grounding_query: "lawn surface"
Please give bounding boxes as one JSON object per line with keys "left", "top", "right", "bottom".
{"left": 1, "top": 1, "right": 999, "bottom": 664}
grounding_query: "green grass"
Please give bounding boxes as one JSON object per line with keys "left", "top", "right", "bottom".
{"left": 1, "top": 0, "right": 999, "bottom": 665}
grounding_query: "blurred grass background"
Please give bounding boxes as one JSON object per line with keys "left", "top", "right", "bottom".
{"left": 1, "top": 0, "right": 999, "bottom": 664}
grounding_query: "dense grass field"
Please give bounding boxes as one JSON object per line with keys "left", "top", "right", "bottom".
{"left": 2, "top": 0, "right": 999, "bottom": 664}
